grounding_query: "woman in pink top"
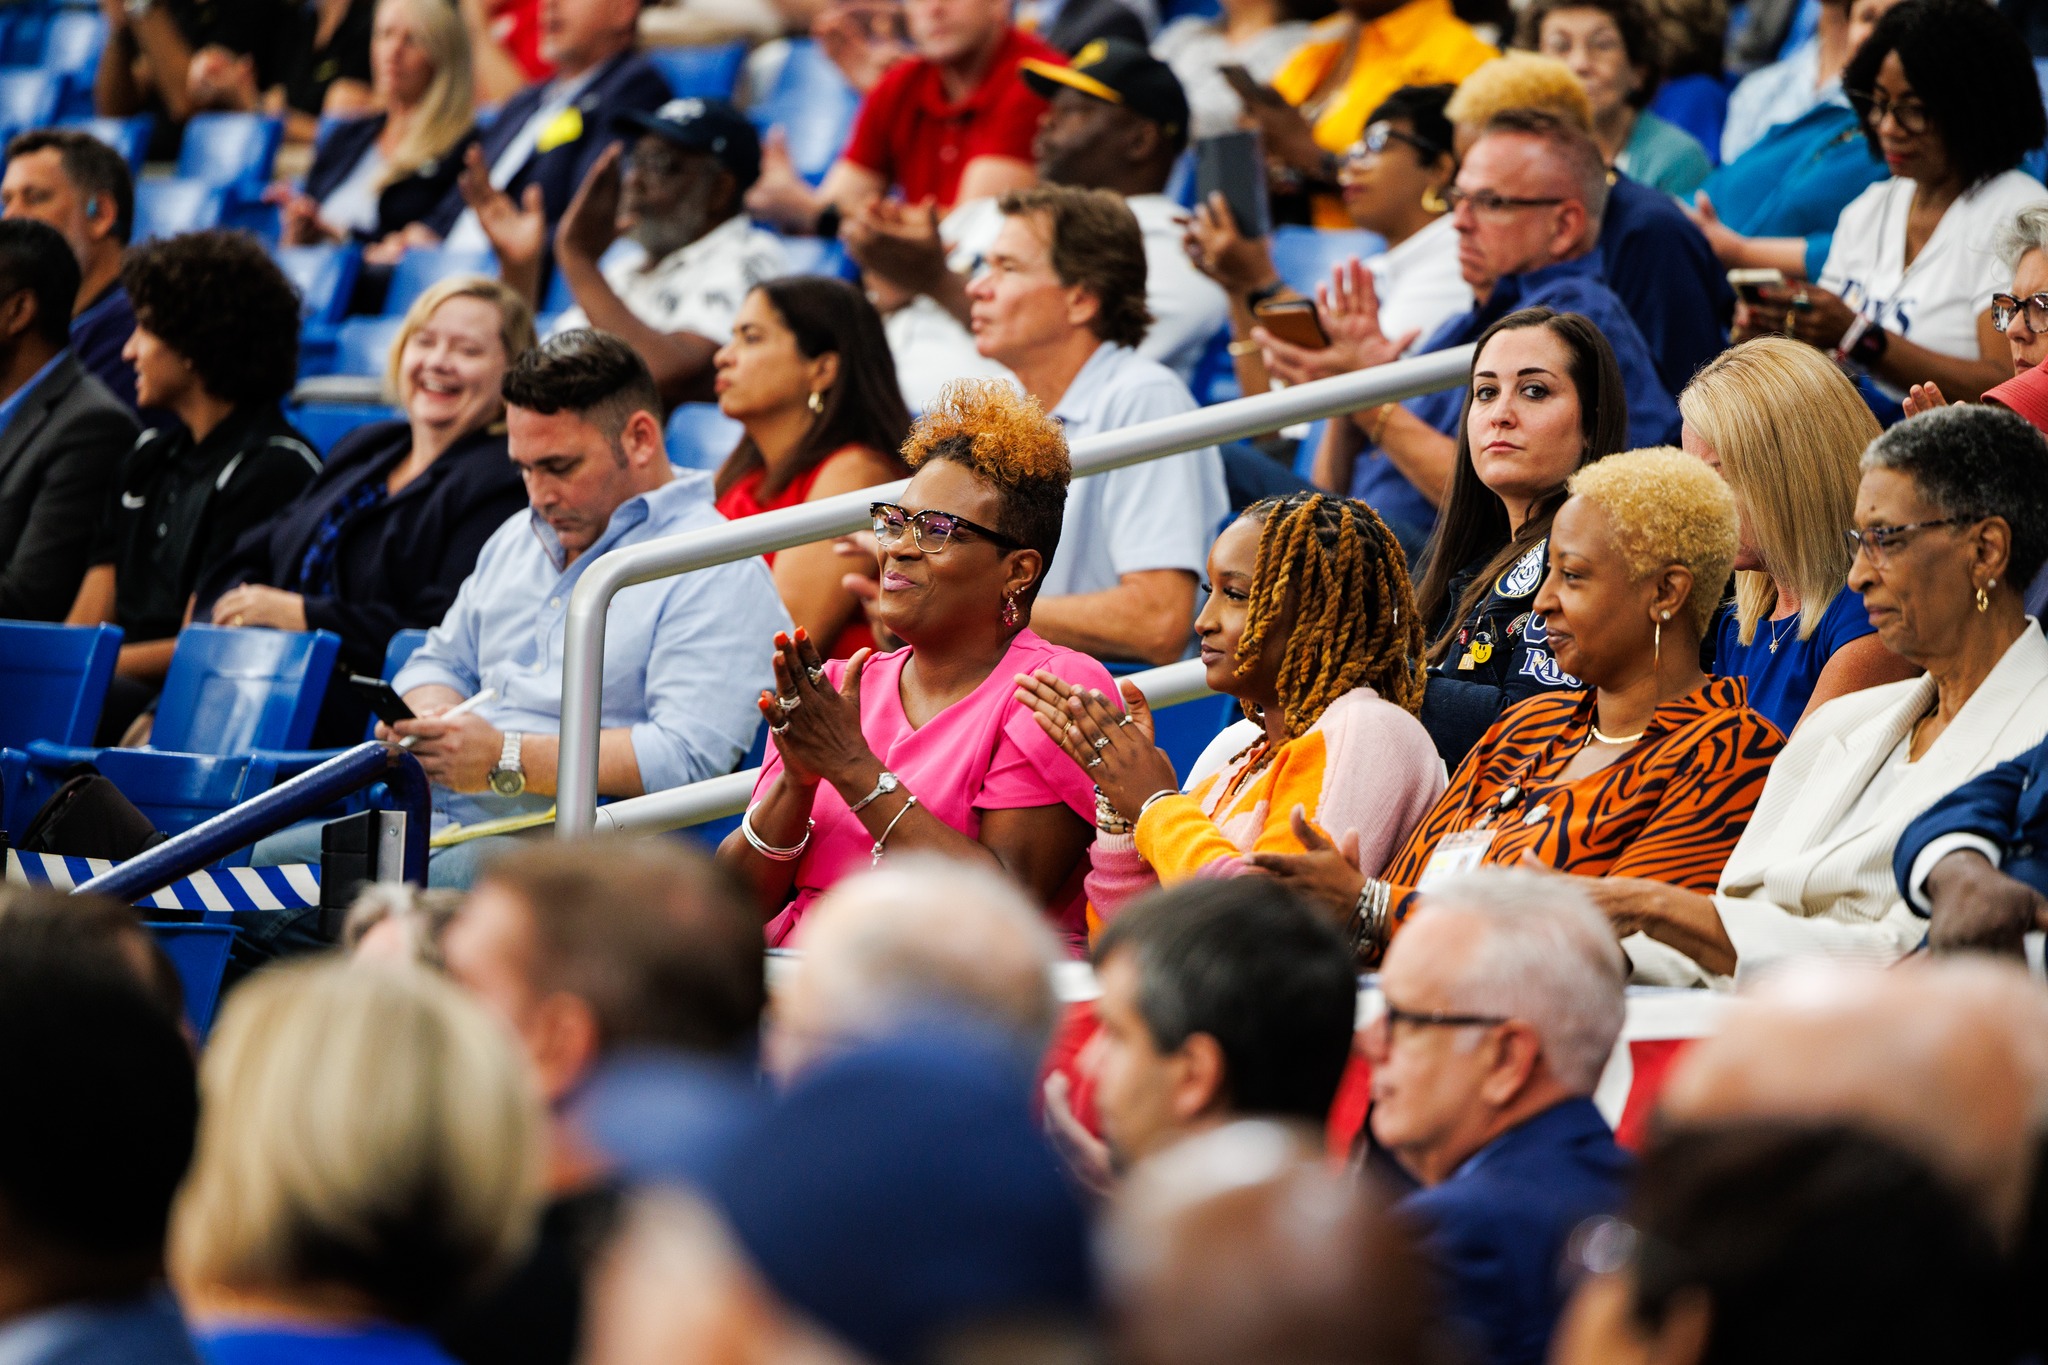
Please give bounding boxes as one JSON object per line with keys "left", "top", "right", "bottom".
{"left": 718, "top": 381, "right": 1113, "bottom": 951}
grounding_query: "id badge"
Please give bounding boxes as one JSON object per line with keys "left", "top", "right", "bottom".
{"left": 1419, "top": 828, "right": 1494, "bottom": 887}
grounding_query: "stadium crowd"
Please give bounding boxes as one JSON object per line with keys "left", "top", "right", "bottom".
{"left": 8, "top": 0, "right": 2048, "bottom": 1356}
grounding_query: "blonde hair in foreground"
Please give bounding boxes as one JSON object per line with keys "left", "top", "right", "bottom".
{"left": 375, "top": 0, "right": 475, "bottom": 190}
{"left": 387, "top": 273, "right": 539, "bottom": 406}
{"left": 170, "top": 960, "right": 544, "bottom": 1323}
{"left": 1444, "top": 52, "right": 1595, "bottom": 132}
{"left": 1564, "top": 446, "right": 1738, "bottom": 637}
{"left": 1679, "top": 337, "right": 1877, "bottom": 645}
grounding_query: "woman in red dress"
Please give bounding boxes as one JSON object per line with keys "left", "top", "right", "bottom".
{"left": 712, "top": 277, "right": 913, "bottom": 657}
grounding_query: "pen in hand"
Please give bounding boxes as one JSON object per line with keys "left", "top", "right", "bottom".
{"left": 397, "top": 687, "right": 498, "bottom": 750}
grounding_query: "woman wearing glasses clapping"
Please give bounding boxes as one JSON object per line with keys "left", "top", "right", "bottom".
{"left": 1735, "top": 0, "right": 2048, "bottom": 405}
{"left": 718, "top": 381, "right": 1115, "bottom": 953}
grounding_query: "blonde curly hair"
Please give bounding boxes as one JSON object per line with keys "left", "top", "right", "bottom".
{"left": 900, "top": 380, "right": 1072, "bottom": 600}
{"left": 1565, "top": 446, "right": 1737, "bottom": 636}
{"left": 1445, "top": 53, "right": 1595, "bottom": 135}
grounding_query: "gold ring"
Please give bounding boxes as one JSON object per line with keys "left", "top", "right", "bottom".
{"left": 231, "top": 614, "right": 245, "bottom": 626}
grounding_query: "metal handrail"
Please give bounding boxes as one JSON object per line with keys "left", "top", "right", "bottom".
{"left": 558, "top": 344, "right": 1476, "bottom": 836}
{"left": 77, "top": 743, "right": 429, "bottom": 902}
{"left": 594, "top": 657, "right": 1219, "bottom": 837}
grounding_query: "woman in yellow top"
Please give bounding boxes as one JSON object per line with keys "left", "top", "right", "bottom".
{"left": 1239, "top": 0, "right": 1496, "bottom": 226}
{"left": 1014, "top": 491, "right": 1447, "bottom": 927}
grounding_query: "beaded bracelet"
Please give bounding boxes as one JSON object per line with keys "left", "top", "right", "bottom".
{"left": 1346, "top": 878, "right": 1392, "bottom": 960}
{"left": 1094, "top": 786, "right": 1133, "bottom": 835}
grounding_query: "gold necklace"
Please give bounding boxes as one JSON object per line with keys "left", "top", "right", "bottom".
{"left": 1587, "top": 723, "right": 1646, "bottom": 746}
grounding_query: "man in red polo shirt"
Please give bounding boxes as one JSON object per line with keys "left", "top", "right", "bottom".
{"left": 747, "top": 0, "right": 1061, "bottom": 234}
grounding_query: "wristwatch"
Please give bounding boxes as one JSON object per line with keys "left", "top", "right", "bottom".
{"left": 847, "top": 769, "right": 901, "bottom": 814}
{"left": 488, "top": 731, "right": 526, "bottom": 797}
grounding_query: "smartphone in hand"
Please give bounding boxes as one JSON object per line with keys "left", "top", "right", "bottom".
{"left": 347, "top": 674, "right": 416, "bottom": 726}
{"left": 1196, "top": 129, "right": 1273, "bottom": 240}
{"left": 1251, "top": 297, "right": 1331, "bottom": 350}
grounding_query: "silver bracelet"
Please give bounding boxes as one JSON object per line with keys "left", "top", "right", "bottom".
{"left": 1347, "top": 878, "right": 1391, "bottom": 958}
{"left": 870, "top": 793, "right": 920, "bottom": 865}
{"left": 741, "top": 803, "right": 812, "bottom": 862}
{"left": 1137, "top": 788, "right": 1181, "bottom": 822}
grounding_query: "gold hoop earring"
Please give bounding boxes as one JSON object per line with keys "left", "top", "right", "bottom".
{"left": 1977, "top": 583, "right": 1991, "bottom": 613}
{"left": 807, "top": 390, "right": 825, "bottom": 415}
{"left": 1421, "top": 186, "right": 1449, "bottom": 214}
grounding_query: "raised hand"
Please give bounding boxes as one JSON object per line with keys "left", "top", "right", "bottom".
{"left": 557, "top": 142, "right": 626, "bottom": 265}
{"left": 843, "top": 197, "right": 947, "bottom": 295}
{"left": 457, "top": 143, "right": 545, "bottom": 269}
{"left": 1012, "top": 670, "right": 1180, "bottom": 823}
{"left": 744, "top": 128, "right": 824, "bottom": 233}
{"left": 759, "top": 629, "right": 877, "bottom": 790}
{"left": 1903, "top": 381, "right": 1950, "bottom": 417}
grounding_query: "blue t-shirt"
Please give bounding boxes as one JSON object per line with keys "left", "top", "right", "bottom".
{"left": 1712, "top": 584, "right": 1876, "bottom": 734}
{"left": 198, "top": 1323, "right": 461, "bottom": 1365}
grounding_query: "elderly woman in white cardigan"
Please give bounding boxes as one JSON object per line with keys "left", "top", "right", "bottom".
{"left": 1545, "top": 404, "right": 2048, "bottom": 987}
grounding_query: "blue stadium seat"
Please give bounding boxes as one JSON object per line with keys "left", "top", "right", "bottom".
{"left": 335, "top": 316, "right": 404, "bottom": 375}
{"left": 40, "top": 10, "right": 102, "bottom": 118}
{"left": 176, "top": 113, "right": 283, "bottom": 202}
{"left": 0, "top": 69, "right": 61, "bottom": 129}
{"left": 666, "top": 401, "right": 742, "bottom": 470}
{"left": 62, "top": 115, "right": 151, "bottom": 174}
{"left": 384, "top": 628, "right": 429, "bottom": 681}
{"left": 384, "top": 245, "right": 497, "bottom": 316}
{"left": 0, "top": 621, "right": 121, "bottom": 750}
{"left": 775, "top": 235, "right": 851, "bottom": 279}
{"left": 539, "top": 236, "right": 640, "bottom": 313}
{"left": 289, "top": 401, "right": 402, "bottom": 454}
{"left": 0, "top": 745, "right": 271, "bottom": 853}
{"left": 1648, "top": 74, "right": 1729, "bottom": 168}
{"left": 132, "top": 178, "right": 225, "bottom": 239}
{"left": 646, "top": 41, "right": 747, "bottom": 100}
{"left": 0, "top": 12, "right": 45, "bottom": 68}
{"left": 151, "top": 626, "right": 341, "bottom": 755}
{"left": 749, "top": 39, "right": 860, "bottom": 183}
{"left": 146, "top": 921, "right": 234, "bottom": 1037}
{"left": 1269, "top": 226, "right": 1384, "bottom": 296}
{"left": 276, "top": 242, "right": 361, "bottom": 326}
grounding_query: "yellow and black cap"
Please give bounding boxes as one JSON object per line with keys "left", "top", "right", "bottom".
{"left": 1020, "top": 38, "right": 1190, "bottom": 143}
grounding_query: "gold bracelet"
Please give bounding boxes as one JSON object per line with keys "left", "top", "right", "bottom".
{"left": 1228, "top": 338, "right": 1263, "bottom": 357}
{"left": 1361, "top": 403, "right": 1393, "bottom": 446}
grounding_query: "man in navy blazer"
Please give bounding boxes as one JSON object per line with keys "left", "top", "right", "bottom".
{"left": 1365, "top": 869, "right": 1632, "bottom": 1365}
{"left": 1895, "top": 735, "right": 2048, "bottom": 954}
{"left": 408, "top": 0, "right": 669, "bottom": 254}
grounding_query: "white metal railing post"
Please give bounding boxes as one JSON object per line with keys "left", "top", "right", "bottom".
{"left": 556, "top": 344, "right": 1475, "bottom": 836}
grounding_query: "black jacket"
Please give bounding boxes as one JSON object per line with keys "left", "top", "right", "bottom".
{"left": 0, "top": 353, "right": 140, "bottom": 621}
{"left": 198, "top": 420, "right": 525, "bottom": 742}
{"left": 421, "top": 51, "right": 672, "bottom": 240}
{"left": 304, "top": 114, "right": 478, "bottom": 242}
{"left": 1419, "top": 537, "right": 1583, "bottom": 768}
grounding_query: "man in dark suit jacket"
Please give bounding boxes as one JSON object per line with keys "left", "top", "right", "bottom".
{"left": 0, "top": 220, "right": 139, "bottom": 621}
{"left": 1365, "top": 871, "right": 1632, "bottom": 1365}
{"left": 414, "top": 0, "right": 669, "bottom": 254}
{"left": 1895, "top": 735, "right": 2048, "bottom": 955}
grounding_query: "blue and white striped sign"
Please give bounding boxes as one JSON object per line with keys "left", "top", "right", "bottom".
{"left": 4, "top": 851, "right": 320, "bottom": 915}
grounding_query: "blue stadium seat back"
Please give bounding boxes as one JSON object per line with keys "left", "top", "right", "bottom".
{"left": 1164, "top": 148, "right": 1197, "bottom": 208}
{"left": 132, "top": 178, "right": 225, "bottom": 240}
{"left": 63, "top": 114, "right": 151, "bottom": 173}
{"left": 384, "top": 245, "right": 498, "bottom": 316}
{"left": 176, "top": 113, "right": 283, "bottom": 201}
{"left": 0, "top": 13, "right": 44, "bottom": 67}
{"left": 288, "top": 401, "right": 401, "bottom": 455}
{"left": 41, "top": 9, "right": 101, "bottom": 117}
{"left": 277, "top": 242, "right": 362, "bottom": 325}
{"left": 1160, "top": 0, "right": 1221, "bottom": 23}
{"left": 1292, "top": 418, "right": 1325, "bottom": 482}
{"left": 0, "top": 68, "right": 60, "bottom": 128}
{"left": 648, "top": 42, "right": 747, "bottom": 100}
{"left": 0, "top": 621, "right": 122, "bottom": 750}
{"left": 1776, "top": 0, "right": 1819, "bottom": 61}
{"left": 0, "top": 745, "right": 261, "bottom": 858}
{"left": 151, "top": 625, "right": 343, "bottom": 755}
{"left": 1187, "top": 323, "right": 1238, "bottom": 406}
{"left": 1269, "top": 226, "right": 1384, "bottom": 297}
{"left": 383, "top": 628, "right": 429, "bottom": 680}
{"left": 773, "top": 234, "right": 850, "bottom": 279}
{"left": 1646, "top": 74, "right": 1728, "bottom": 168}
{"left": 665, "top": 401, "right": 743, "bottom": 470}
{"left": 335, "top": 315, "right": 404, "bottom": 375}
{"left": 145, "top": 922, "right": 236, "bottom": 1037}
{"left": 751, "top": 39, "right": 859, "bottom": 183}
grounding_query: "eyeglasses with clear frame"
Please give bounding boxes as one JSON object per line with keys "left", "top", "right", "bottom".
{"left": 1345, "top": 121, "right": 1443, "bottom": 165}
{"left": 1992, "top": 293, "right": 2048, "bottom": 334}
{"left": 1441, "top": 186, "right": 1567, "bottom": 216}
{"left": 1843, "top": 517, "right": 1970, "bottom": 566}
{"left": 1846, "top": 89, "right": 1930, "bottom": 135}
{"left": 870, "top": 501, "right": 1022, "bottom": 554}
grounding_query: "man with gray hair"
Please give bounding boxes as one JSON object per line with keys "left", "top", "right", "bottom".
{"left": 766, "top": 855, "right": 1064, "bottom": 1082}
{"left": 1365, "top": 868, "right": 1631, "bottom": 1365}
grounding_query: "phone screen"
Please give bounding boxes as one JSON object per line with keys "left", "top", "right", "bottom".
{"left": 347, "top": 674, "right": 416, "bottom": 726}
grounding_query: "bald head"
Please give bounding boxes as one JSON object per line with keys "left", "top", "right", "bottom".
{"left": 768, "top": 856, "right": 1063, "bottom": 1080}
{"left": 1103, "top": 1121, "right": 1442, "bottom": 1365}
{"left": 1659, "top": 960, "right": 2048, "bottom": 1242}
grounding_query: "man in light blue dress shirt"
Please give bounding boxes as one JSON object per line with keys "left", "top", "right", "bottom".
{"left": 256, "top": 331, "right": 788, "bottom": 886}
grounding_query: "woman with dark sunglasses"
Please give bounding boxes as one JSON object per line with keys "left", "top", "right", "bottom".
{"left": 1735, "top": 0, "right": 2048, "bottom": 406}
{"left": 718, "top": 380, "right": 1117, "bottom": 953}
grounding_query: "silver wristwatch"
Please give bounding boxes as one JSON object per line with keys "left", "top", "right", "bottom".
{"left": 847, "top": 769, "right": 901, "bottom": 814}
{"left": 488, "top": 731, "right": 526, "bottom": 797}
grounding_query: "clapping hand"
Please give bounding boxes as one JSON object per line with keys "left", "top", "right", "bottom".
{"left": 744, "top": 128, "right": 824, "bottom": 233}
{"left": 842, "top": 197, "right": 947, "bottom": 295}
{"left": 758, "top": 629, "right": 875, "bottom": 790}
{"left": 457, "top": 143, "right": 545, "bottom": 269}
{"left": 1246, "top": 806, "right": 1367, "bottom": 924}
{"left": 558, "top": 142, "right": 627, "bottom": 265}
{"left": 1013, "top": 671, "right": 1178, "bottom": 823}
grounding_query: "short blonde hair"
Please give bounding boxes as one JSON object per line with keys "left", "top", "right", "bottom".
{"left": 386, "top": 273, "right": 538, "bottom": 406}
{"left": 1564, "top": 446, "right": 1738, "bottom": 636}
{"left": 1679, "top": 337, "right": 1877, "bottom": 645}
{"left": 1446, "top": 53, "right": 1595, "bottom": 133}
{"left": 169, "top": 961, "right": 543, "bottom": 1323}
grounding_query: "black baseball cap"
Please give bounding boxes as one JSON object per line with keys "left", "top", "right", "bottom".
{"left": 1020, "top": 38, "right": 1190, "bottom": 144}
{"left": 616, "top": 97, "right": 762, "bottom": 190}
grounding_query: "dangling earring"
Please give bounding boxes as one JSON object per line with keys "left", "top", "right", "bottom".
{"left": 1977, "top": 581, "right": 1992, "bottom": 613}
{"left": 807, "top": 390, "right": 825, "bottom": 415}
{"left": 1001, "top": 592, "right": 1020, "bottom": 627}
{"left": 1654, "top": 610, "right": 1669, "bottom": 671}
{"left": 1421, "top": 186, "right": 1449, "bottom": 214}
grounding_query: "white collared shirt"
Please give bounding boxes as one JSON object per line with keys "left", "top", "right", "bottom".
{"left": 1366, "top": 212, "right": 1472, "bottom": 355}
{"left": 551, "top": 214, "right": 789, "bottom": 341}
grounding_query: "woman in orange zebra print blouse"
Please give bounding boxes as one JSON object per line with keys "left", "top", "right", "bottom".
{"left": 1254, "top": 447, "right": 1785, "bottom": 964}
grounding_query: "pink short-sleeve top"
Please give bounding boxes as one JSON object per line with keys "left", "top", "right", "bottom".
{"left": 754, "top": 628, "right": 1115, "bottom": 951}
